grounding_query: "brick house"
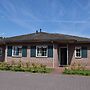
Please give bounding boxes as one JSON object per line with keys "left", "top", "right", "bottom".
{"left": 0, "top": 31, "right": 90, "bottom": 68}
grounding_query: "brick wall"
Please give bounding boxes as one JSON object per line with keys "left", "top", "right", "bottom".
{"left": 5, "top": 43, "right": 90, "bottom": 68}
{"left": 5, "top": 44, "right": 53, "bottom": 68}
{"left": 68, "top": 44, "right": 90, "bottom": 67}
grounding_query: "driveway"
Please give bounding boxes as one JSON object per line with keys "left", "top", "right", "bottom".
{"left": 0, "top": 71, "right": 90, "bottom": 90}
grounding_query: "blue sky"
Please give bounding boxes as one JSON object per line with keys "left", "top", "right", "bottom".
{"left": 0, "top": 0, "right": 90, "bottom": 37}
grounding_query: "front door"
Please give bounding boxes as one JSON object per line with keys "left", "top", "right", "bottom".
{"left": 59, "top": 48, "right": 67, "bottom": 66}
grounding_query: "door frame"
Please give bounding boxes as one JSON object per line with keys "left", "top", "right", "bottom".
{"left": 59, "top": 46, "right": 68, "bottom": 66}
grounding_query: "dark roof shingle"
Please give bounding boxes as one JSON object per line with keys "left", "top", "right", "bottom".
{"left": 5, "top": 32, "right": 90, "bottom": 43}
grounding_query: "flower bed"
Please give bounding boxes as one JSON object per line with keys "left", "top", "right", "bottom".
{"left": 63, "top": 63, "right": 90, "bottom": 76}
{"left": 0, "top": 61, "right": 53, "bottom": 73}
{"left": 63, "top": 69, "right": 90, "bottom": 76}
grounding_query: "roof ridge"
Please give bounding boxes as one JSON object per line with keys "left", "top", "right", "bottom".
{"left": 7, "top": 32, "right": 49, "bottom": 38}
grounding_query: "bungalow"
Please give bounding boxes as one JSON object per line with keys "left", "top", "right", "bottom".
{"left": 0, "top": 31, "right": 90, "bottom": 68}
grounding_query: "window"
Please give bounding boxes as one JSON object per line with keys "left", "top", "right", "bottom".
{"left": 0, "top": 48, "right": 2, "bottom": 56}
{"left": 75, "top": 47, "right": 81, "bottom": 58}
{"left": 12, "top": 46, "right": 22, "bottom": 57}
{"left": 36, "top": 46, "right": 47, "bottom": 57}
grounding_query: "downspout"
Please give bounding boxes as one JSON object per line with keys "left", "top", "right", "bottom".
{"left": 67, "top": 44, "right": 68, "bottom": 65}
{"left": 51, "top": 41, "right": 54, "bottom": 68}
{"left": 5, "top": 45, "right": 7, "bottom": 62}
{"left": 53, "top": 43, "right": 54, "bottom": 68}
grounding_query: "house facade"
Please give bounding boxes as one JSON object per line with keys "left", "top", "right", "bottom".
{"left": 0, "top": 31, "right": 90, "bottom": 68}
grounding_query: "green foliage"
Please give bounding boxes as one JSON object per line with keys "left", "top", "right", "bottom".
{"left": 25, "top": 61, "right": 30, "bottom": 68}
{"left": 0, "top": 62, "right": 11, "bottom": 70}
{"left": 17, "top": 60, "right": 22, "bottom": 68}
{"left": 63, "top": 68, "right": 90, "bottom": 76}
{"left": 39, "top": 64, "right": 47, "bottom": 73}
{"left": 10, "top": 60, "right": 15, "bottom": 66}
{"left": 63, "top": 63, "right": 90, "bottom": 76}
{"left": 70, "top": 62, "right": 86, "bottom": 71}
{"left": 31, "top": 63, "right": 38, "bottom": 73}
{"left": 0, "top": 62, "right": 52, "bottom": 73}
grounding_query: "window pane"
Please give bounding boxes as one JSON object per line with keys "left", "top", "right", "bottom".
{"left": 12, "top": 46, "right": 21, "bottom": 56}
{"left": 37, "top": 46, "right": 47, "bottom": 57}
{"left": 75, "top": 47, "right": 81, "bottom": 58}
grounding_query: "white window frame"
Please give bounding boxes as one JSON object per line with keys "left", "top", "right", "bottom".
{"left": 75, "top": 47, "right": 81, "bottom": 58}
{"left": 36, "top": 45, "right": 48, "bottom": 57}
{"left": 0, "top": 48, "right": 2, "bottom": 56}
{"left": 12, "top": 46, "right": 22, "bottom": 57}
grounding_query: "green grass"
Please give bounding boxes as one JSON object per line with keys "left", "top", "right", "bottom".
{"left": 63, "top": 69, "right": 90, "bottom": 76}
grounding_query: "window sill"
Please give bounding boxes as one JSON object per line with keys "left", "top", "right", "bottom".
{"left": 12, "top": 56, "right": 22, "bottom": 58}
{"left": 75, "top": 57, "right": 81, "bottom": 59}
{"left": 36, "top": 56, "right": 48, "bottom": 58}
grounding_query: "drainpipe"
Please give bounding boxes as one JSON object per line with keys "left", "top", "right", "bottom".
{"left": 51, "top": 41, "right": 54, "bottom": 68}
{"left": 5, "top": 45, "right": 7, "bottom": 62}
{"left": 53, "top": 43, "right": 54, "bottom": 68}
{"left": 67, "top": 44, "right": 68, "bottom": 65}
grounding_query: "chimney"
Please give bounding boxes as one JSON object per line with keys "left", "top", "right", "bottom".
{"left": 40, "top": 29, "right": 42, "bottom": 32}
{"left": 36, "top": 30, "right": 38, "bottom": 34}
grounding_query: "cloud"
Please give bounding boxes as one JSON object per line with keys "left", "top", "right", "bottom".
{"left": 73, "top": 0, "right": 90, "bottom": 15}
{"left": 20, "top": 9, "right": 39, "bottom": 21}
{"left": 0, "top": 0, "right": 39, "bottom": 30}
{"left": 0, "top": 0, "right": 16, "bottom": 15}
{"left": 0, "top": 0, "right": 90, "bottom": 38}
{"left": 51, "top": 20, "right": 90, "bottom": 23}
{"left": 1, "top": 0, "right": 90, "bottom": 24}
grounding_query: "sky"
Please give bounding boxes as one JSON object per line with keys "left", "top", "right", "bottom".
{"left": 0, "top": 0, "right": 90, "bottom": 37}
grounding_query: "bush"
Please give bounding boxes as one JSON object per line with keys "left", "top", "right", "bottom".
{"left": 63, "top": 62, "right": 90, "bottom": 76}
{"left": 0, "top": 62, "right": 52, "bottom": 73}
{"left": 0, "top": 62, "right": 11, "bottom": 70}
{"left": 70, "top": 63, "right": 86, "bottom": 71}
{"left": 25, "top": 61, "right": 30, "bottom": 68}
{"left": 31, "top": 63, "right": 38, "bottom": 73}
{"left": 23, "top": 67, "right": 31, "bottom": 72}
{"left": 39, "top": 64, "right": 47, "bottom": 73}
{"left": 63, "top": 68, "right": 90, "bottom": 76}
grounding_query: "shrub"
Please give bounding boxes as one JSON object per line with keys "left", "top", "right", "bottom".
{"left": 0, "top": 62, "right": 52, "bottom": 73}
{"left": 31, "top": 63, "right": 38, "bottom": 73}
{"left": 17, "top": 60, "right": 22, "bottom": 68}
{"left": 39, "top": 64, "right": 47, "bottom": 73}
{"left": 0, "top": 62, "right": 11, "bottom": 70}
{"left": 25, "top": 61, "right": 30, "bottom": 68}
{"left": 70, "top": 62, "right": 86, "bottom": 71}
{"left": 11, "top": 60, "right": 15, "bottom": 66}
{"left": 63, "top": 68, "right": 90, "bottom": 76}
{"left": 23, "top": 67, "right": 31, "bottom": 72}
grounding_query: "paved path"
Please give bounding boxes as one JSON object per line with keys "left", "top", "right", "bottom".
{"left": 0, "top": 71, "right": 90, "bottom": 90}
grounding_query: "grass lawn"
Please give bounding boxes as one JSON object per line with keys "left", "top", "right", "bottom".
{"left": 63, "top": 69, "right": 90, "bottom": 76}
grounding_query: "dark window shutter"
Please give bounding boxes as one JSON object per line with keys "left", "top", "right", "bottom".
{"left": 7, "top": 46, "right": 12, "bottom": 56}
{"left": 82, "top": 47, "right": 87, "bottom": 58}
{"left": 22, "top": 46, "right": 27, "bottom": 57}
{"left": 16, "top": 48, "right": 19, "bottom": 55}
{"left": 31, "top": 46, "right": 36, "bottom": 57}
{"left": 48, "top": 45, "right": 53, "bottom": 58}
